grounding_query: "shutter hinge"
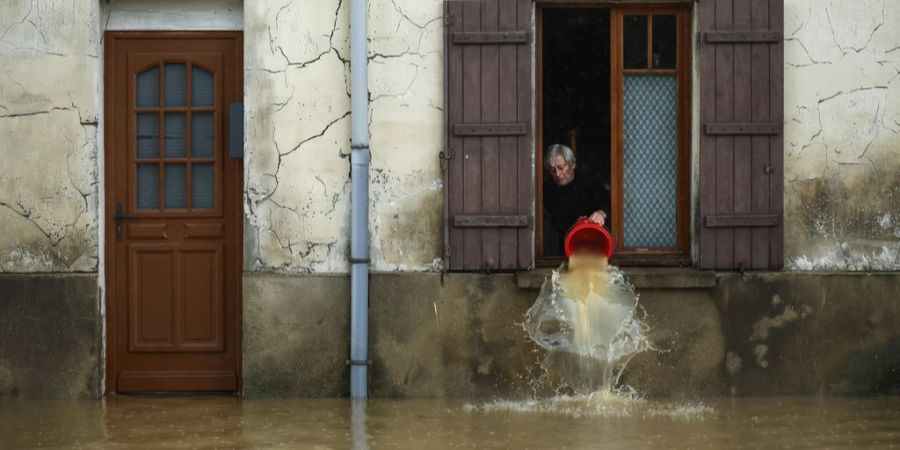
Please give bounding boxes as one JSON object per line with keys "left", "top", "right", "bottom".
{"left": 445, "top": 243, "right": 452, "bottom": 258}
{"left": 444, "top": 14, "right": 456, "bottom": 27}
{"left": 696, "top": 32, "right": 701, "bottom": 50}
{"left": 439, "top": 149, "right": 452, "bottom": 169}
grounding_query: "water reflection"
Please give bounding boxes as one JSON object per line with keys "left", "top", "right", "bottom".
{"left": 351, "top": 400, "right": 370, "bottom": 450}
{"left": 2, "top": 397, "right": 900, "bottom": 448}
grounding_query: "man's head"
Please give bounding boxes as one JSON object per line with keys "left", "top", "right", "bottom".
{"left": 545, "top": 144, "right": 576, "bottom": 186}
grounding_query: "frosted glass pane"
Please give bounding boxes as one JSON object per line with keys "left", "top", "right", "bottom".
{"left": 192, "top": 66, "right": 214, "bottom": 107}
{"left": 164, "top": 63, "right": 186, "bottom": 107}
{"left": 164, "top": 163, "right": 186, "bottom": 209}
{"left": 623, "top": 75, "right": 677, "bottom": 248}
{"left": 192, "top": 163, "right": 215, "bottom": 209}
{"left": 136, "top": 113, "right": 159, "bottom": 159}
{"left": 137, "top": 67, "right": 159, "bottom": 108}
{"left": 137, "top": 164, "right": 159, "bottom": 210}
{"left": 164, "top": 113, "right": 186, "bottom": 158}
{"left": 191, "top": 112, "right": 214, "bottom": 158}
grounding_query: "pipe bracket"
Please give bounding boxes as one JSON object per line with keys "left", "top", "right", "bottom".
{"left": 347, "top": 359, "right": 372, "bottom": 366}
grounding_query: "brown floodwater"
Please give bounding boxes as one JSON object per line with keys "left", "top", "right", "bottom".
{"left": 2, "top": 395, "right": 900, "bottom": 449}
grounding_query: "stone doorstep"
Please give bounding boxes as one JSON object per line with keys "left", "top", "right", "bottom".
{"left": 515, "top": 267, "right": 717, "bottom": 290}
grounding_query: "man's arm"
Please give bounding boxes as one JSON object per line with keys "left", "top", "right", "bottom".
{"left": 587, "top": 210, "right": 607, "bottom": 226}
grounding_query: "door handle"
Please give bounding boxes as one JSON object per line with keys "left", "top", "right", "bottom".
{"left": 114, "top": 202, "right": 135, "bottom": 241}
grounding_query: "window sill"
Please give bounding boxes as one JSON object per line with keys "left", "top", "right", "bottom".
{"left": 516, "top": 267, "right": 716, "bottom": 290}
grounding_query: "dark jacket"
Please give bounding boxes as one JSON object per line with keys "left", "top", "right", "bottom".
{"left": 543, "top": 170, "right": 609, "bottom": 254}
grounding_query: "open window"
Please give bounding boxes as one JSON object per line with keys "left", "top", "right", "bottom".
{"left": 443, "top": 0, "right": 783, "bottom": 272}
{"left": 536, "top": 4, "right": 692, "bottom": 266}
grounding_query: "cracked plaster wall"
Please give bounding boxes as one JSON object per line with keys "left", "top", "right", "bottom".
{"left": 0, "top": 0, "right": 103, "bottom": 272}
{"left": 105, "top": 0, "right": 243, "bottom": 31}
{"left": 247, "top": 0, "right": 900, "bottom": 274}
{"left": 245, "top": 0, "right": 444, "bottom": 273}
{"left": 784, "top": 0, "right": 900, "bottom": 270}
{"left": 6, "top": 0, "right": 893, "bottom": 275}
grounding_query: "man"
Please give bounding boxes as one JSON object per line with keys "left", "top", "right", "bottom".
{"left": 543, "top": 144, "right": 609, "bottom": 255}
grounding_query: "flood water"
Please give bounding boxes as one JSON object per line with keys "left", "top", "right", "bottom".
{"left": 3, "top": 396, "right": 900, "bottom": 449}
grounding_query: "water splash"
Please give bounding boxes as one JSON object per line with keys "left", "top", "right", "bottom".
{"left": 523, "top": 253, "right": 651, "bottom": 393}
{"left": 465, "top": 394, "right": 713, "bottom": 420}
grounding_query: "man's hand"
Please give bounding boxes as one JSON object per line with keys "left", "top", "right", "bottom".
{"left": 587, "top": 210, "right": 607, "bottom": 226}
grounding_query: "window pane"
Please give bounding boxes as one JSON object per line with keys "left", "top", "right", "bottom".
{"left": 164, "top": 63, "right": 186, "bottom": 107}
{"left": 136, "top": 113, "right": 159, "bottom": 159}
{"left": 623, "top": 15, "right": 648, "bottom": 69}
{"left": 192, "top": 163, "right": 215, "bottom": 209}
{"left": 623, "top": 75, "right": 677, "bottom": 248}
{"left": 652, "top": 15, "right": 677, "bottom": 69}
{"left": 192, "top": 66, "right": 214, "bottom": 107}
{"left": 137, "top": 66, "right": 159, "bottom": 108}
{"left": 164, "top": 163, "right": 186, "bottom": 209}
{"left": 137, "top": 163, "right": 159, "bottom": 210}
{"left": 164, "top": 113, "right": 186, "bottom": 158}
{"left": 191, "top": 112, "right": 215, "bottom": 158}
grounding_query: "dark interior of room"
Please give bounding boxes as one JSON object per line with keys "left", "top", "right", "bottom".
{"left": 541, "top": 8, "right": 612, "bottom": 256}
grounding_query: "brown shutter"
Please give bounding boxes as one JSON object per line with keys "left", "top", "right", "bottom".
{"left": 699, "top": 0, "right": 783, "bottom": 270}
{"left": 444, "top": 0, "right": 533, "bottom": 271}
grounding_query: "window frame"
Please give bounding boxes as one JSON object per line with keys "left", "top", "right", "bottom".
{"left": 535, "top": 2, "right": 693, "bottom": 267}
{"left": 127, "top": 54, "right": 225, "bottom": 218}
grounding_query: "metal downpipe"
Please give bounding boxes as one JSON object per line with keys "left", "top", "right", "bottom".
{"left": 349, "top": 0, "right": 371, "bottom": 399}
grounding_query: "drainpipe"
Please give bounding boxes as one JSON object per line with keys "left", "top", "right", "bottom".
{"left": 349, "top": 0, "right": 371, "bottom": 399}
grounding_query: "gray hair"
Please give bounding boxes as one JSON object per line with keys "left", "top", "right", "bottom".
{"left": 544, "top": 144, "right": 576, "bottom": 171}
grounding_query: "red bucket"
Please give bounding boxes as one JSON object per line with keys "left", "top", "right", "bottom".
{"left": 564, "top": 217, "right": 614, "bottom": 259}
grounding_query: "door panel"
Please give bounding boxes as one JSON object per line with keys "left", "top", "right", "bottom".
{"left": 127, "top": 244, "right": 224, "bottom": 353}
{"left": 105, "top": 32, "right": 242, "bottom": 393}
{"left": 129, "top": 247, "right": 176, "bottom": 350}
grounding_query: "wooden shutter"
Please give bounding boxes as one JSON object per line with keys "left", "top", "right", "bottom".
{"left": 444, "top": 0, "right": 533, "bottom": 271}
{"left": 699, "top": 0, "right": 783, "bottom": 270}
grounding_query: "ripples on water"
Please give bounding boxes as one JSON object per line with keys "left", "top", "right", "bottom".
{"left": 6, "top": 397, "right": 898, "bottom": 449}
{"left": 465, "top": 393, "right": 714, "bottom": 420}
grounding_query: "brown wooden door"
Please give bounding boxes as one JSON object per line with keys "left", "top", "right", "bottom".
{"left": 104, "top": 33, "right": 242, "bottom": 393}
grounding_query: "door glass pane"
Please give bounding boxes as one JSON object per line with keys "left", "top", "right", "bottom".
{"left": 623, "top": 15, "right": 648, "bottom": 69}
{"left": 137, "top": 66, "right": 159, "bottom": 108}
{"left": 164, "top": 63, "right": 186, "bottom": 107}
{"left": 191, "top": 112, "right": 215, "bottom": 158}
{"left": 623, "top": 75, "right": 677, "bottom": 248}
{"left": 137, "top": 164, "right": 159, "bottom": 210}
{"left": 192, "top": 66, "right": 214, "bottom": 107}
{"left": 164, "top": 113, "right": 186, "bottom": 158}
{"left": 136, "top": 113, "right": 159, "bottom": 159}
{"left": 192, "top": 163, "right": 215, "bottom": 209}
{"left": 652, "top": 15, "right": 677, "bottom": 69}
{"left": 164, "top": 163, "right": 186, "bottom": 209}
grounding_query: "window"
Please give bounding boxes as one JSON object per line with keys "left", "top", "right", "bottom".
{"left": 133, "top": 61, "right": 220, "bottom": 213}
{"left": 536, "top": 5, "right": 692, "bottom": 266}
{"left": 443, "top": 0, "right": 784, "bottom": 272}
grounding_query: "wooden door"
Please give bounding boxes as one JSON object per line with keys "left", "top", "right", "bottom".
{"left": 104, "top": 33, "right": 242, "bottom": 392}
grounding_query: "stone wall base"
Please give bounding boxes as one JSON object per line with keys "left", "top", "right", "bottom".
{"left": 0, "top": 274, "right": 100, "bottom": 399}
{"left": 242, "top": 271, "right": 900, "bottom": 398}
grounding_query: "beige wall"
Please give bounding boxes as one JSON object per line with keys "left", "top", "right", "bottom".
{"left": 783, "top": 0, "right": 900, "bottom": 270}
{"left": 0, "top": 0, "right": 103, "bottom": 272}
{"left": 1, "top": 0, "right": 898, "bottom": 274}
{"left": 244, "top": 0, "right": 444, "bottom": 273}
